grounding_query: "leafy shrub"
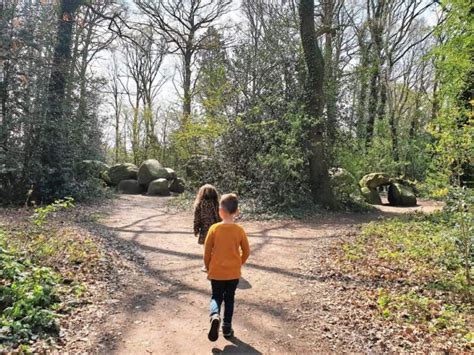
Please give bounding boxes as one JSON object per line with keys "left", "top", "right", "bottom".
{"left": 1, "top": 198, "right": 101, "bottom": 350}
{"left": 32, "top": 197, "right": 75, "bottom": 227}
{"left": 183, "top": 111, "right": 318, "bottom": 211}
{"left": 0, "top": 230, "right": 61, "bottom": 345}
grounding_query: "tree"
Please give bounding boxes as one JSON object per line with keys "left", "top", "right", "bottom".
{"left": 107, "top": 50, "right": 124, "bottom": 163}
{"left": 320, "top": 0, "right": 344, "bottom": 144}
{"left": 38, "top": 0, "right": 84, "bottom": 199}
{"left": 135, "top": 0, "right": 231, "bottom": 124}
{"left": 430, "top": 0, "right": 473, "bottom": 187}
{"left": 0, "top": 0, "right": 126, "bottom": 203}
{"left": 119, "top": 27, "right": 167, "bottom": 164}
{"left": 299, "top": 0, "right": 335, "bottom": 206}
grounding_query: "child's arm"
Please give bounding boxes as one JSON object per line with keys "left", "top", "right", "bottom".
{"left": 203, "top": 227, "right": 214, "bottom": 270}
{"left": 240, "top": 231, "right": 250, "bottom": 265}
{"left": 193, "top": 204, "right": 201, "bottom": 237}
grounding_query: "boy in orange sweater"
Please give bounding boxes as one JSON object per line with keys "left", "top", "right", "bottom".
{"left": 204, "top": 193, "right": 250, "bottom": 342}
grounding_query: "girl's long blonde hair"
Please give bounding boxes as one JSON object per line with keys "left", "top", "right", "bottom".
{"left": 193, "top": 184, "right": 219, "bottom": 210}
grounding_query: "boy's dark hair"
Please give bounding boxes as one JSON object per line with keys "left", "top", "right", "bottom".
{"left": 220, "top": 193, "right": 238, "bottom": 214}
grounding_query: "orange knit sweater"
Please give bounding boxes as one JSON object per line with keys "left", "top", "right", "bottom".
{"left": 204, "top": 222, "right": 250, "bottom": 280}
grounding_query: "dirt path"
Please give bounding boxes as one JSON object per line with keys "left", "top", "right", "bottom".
{"left": 94, "top": 195, "right": 441, "bottom": 354}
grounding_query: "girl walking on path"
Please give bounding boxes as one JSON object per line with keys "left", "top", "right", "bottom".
{"left": 193, "top": 184, "right": 221, "bottom": 271}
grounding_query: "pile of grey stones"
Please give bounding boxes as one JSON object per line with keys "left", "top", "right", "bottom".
{"left": 82, "top": 159, "right": 185, "bottom": 196}
{"left": 359, "top": 172, "right": 417, "bottom": 206}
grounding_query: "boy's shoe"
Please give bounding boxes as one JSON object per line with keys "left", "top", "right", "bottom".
{"left": 201, "top": 265, "right": 207, "bottom": 272}
{"left": 208, "top": 314, "right": 220, "bottom": 342}
{"left": 222, "top": 325, "right": 234, "bottom": 339}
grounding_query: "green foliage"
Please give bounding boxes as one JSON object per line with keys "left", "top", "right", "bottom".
{"left": 0, "top": 198, "right": 101, "bottom": 350}
{"left": 376, "top": 290, "right": 467, "bottom": 333}
{"left": 444, "top": 187, "right": 474, "bottom": 292}
{"left": 32, "top": 197, "right": 75, "bottom": 227}
{"left": 0, "top": 229, "right": 61, "bottom": 345}
{"left": 358, "top": 216, "right": 463, "bottom": 282}
{"left": 334, "top": 127, "right": 432, "bottom": 184}
{"left": 171, "top": 118, "right": 226, "bottom": 163}
{"left": 342, "top": 189, "right": 473, "bottom": 337}
{"left": 429, "top": 0, "right": 474, "bottom": 187}
{"left": 253, "top": 112, "right": 312, "bottom": 208}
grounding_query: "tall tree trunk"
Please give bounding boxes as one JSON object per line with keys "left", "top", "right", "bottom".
{"left": 299, "top": 0, "right": 335, "bottom": 207}
{"left": 366, "top": 65, "right": 379, "bottom": 147}
{"left": 0, "top": 62, "right": 9, "bottom": 148}
{"left": 77, "top": 17, "right": 93, "bottom": 124}
{"left": 356, "top": 39, "right": 369, "bottom": 140}
{"left": 113, "top": 84, "right": 121, "bottom": 163}
{"left": 389, "top": 111, "right": 399, "bottom": 164}
{"left": 132, "top": 98, "right": 140, "bottom": 165}
{"left": 115, "top": 106, "right": 120, "bottom": 163}
{"left": 182, "top": 50, "right": 192, "bottom": 122}
{"left": 323, "top": 0, "right": 337, "bottom": 144}
{"left": 431, "top": 70, "right": 439, "bottom": 122}
{"left": 377, "top": 71, "right": 387, "bottom": 122}
{"left": 0, "top": 5, "right": 14, "bottom": 152}
{"left": 365, "top": 0, "right": 386, "bottom": 148}
{"left": 40, "top": 0, "right": 83, "bottom": 199}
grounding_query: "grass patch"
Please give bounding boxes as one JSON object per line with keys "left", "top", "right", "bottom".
{"left": 341, "top": 203, "right": 473, "bottom": 347}
{"left": 377, "top": 289, "right": 468, "bottom": 333}
{"left": 0, "top": 199, "right": 102, "bottom": 351}
{"left": 356, "top": 216, "right": 464, "bottom": 287}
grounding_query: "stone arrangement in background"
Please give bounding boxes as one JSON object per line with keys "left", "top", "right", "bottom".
{"left": 109, "top": 163, "right": 138, "bottom": 186}
{"left": 84, "top": 159, "right": 185, "bottom": 196}
{"left": 388, "top": 182, "right": 417, "bottom": 206}
{"left": 359, "top": 172, "right": 417, "bottom": 206}
{"left": 117, "top": 179, "right": 141, "bottom": 194}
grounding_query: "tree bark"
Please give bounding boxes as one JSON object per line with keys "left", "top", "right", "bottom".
{"left": 183, "top": 49, "right": 193, "bottom": 122}
{"left": 40, "top": 0, "right": 83, "bottom": 198}
{"left": 366, "top": 65, "right": 379, "bottom": 147}
{"left": 299, "top": 0, "right": 335, "bottom": 207}
{"left": 365, "top": 0, "right": 386, "bottom": 148}
{"left": 0, "top": 62, "right": 9, "bottom": 146}
{"left": 388, "top": 111, "right": 399, "bottom": 163}
{"left": 356, "top": 36, "right": 369, "bottom": 140}
{"left": 323, "top": 0, "right": 337, "bottom": 144}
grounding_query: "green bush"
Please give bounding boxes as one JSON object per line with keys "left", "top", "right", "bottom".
{"left": 0, "top": 230, "right": 61, "bottom": 345}
{"left": 1, "top": 198, "right": 101, "bottom": 350}
{"left": 341, "top": 188, "right": 473, "bottom": 339}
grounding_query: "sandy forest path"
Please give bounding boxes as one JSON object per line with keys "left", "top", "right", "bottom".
{"left": 95, "top": 195, "right": 440, "bottom": 354}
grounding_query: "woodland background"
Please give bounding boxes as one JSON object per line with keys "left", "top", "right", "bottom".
{"left": 0, "top": 0, "right": 472, "bottom": 208}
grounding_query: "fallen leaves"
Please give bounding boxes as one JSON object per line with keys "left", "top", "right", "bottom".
{"left": 295, "top": 224, "right": 473, "bottom": 352}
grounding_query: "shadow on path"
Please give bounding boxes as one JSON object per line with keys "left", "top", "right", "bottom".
{"left": 238, "top": 277, "right": 252, "bottom": 290}
{"left": 85, "top": 197, "right": 440, "bottom": 352}
{"left": 212, "top": 337, "right": 262, "bottom": 354}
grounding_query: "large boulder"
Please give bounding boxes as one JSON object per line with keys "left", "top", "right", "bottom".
{"left": 138, "top": 159, "right": 169, "bottom": 187}
{"left": 165, "top": 168, "right": 177, "bottom": 181}
{"left": 109, "top": 163, "right": 138, "bottom": 186}
{"left": 147, "top": 178, "right": 170, "bottom": 196}
{"left": 361, "top": 186, "right": 382, "bottom": 205}
{"left": 388, "top": 183, "right": 417, "bottom": 206}
{"left": 169, "top": 178, "right": 185, "bottom": 194}
{"left": 118, "top": 179, "right": 141, "bottom": 194}
{"left": 359, "top": 172, "right": 391, "bottom": 189}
